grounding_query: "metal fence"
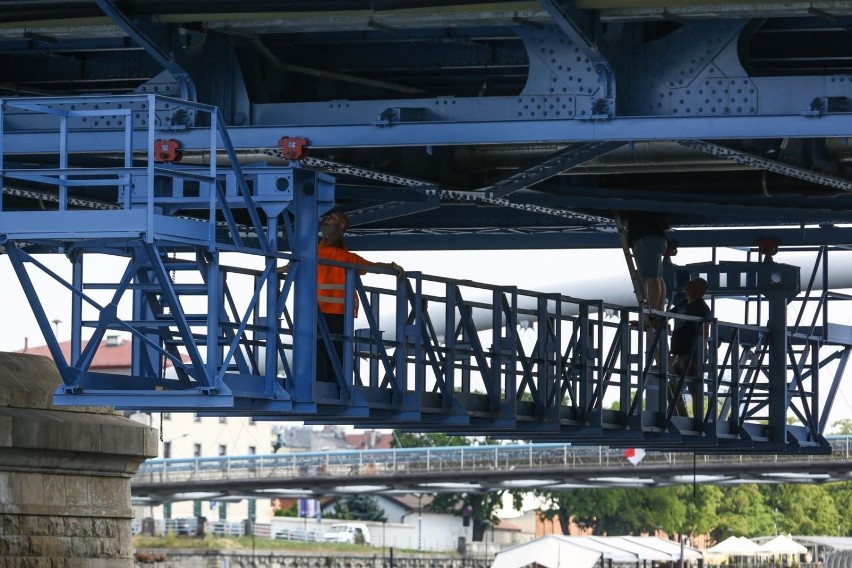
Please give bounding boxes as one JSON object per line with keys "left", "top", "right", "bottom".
{"left": 135, "top": 437, "right": 852, "bottom": 484}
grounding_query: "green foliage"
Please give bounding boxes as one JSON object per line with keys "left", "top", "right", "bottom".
{"left": 830, "top": 419, "right": 852, "bottom": 435}
{"left": 390, "top": 430, "right": 504, "bottom": 541}
{"left": 429, "top": 491, "right": 505, "bottom": 542}
{"left": 392, "top": 431, "right": 852, "bottom": 540}
{"left": 764, "top": 484, "right": 840, "bottom": 536}
{"left": 390, "top": 430, "right": 502, "bottom": 448}
{"left": 328, "top": 495, "right": 387, "bottom": 522}
{"left": 825, "top": 482, "right": 852, "bottom": 536}
{"left": 679, "top": 484, "right": 722, "bottom": 537}
{"left": 536, "top": 488, "right": 623, "bottom": 535}
{"left": 390, "top": 430, "right": 473, "bottom": 448}
{"left": 527, "top": 478, "right": 852, "bottom": 542}
{"left": 711, "top": 485, "right": 771, "bottom": 540}
{"left": 274, "top": 503, "right": 299, "bottom": 517}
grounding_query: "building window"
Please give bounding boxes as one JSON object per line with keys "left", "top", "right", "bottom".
{"left": 163, "top": 441, "right": 172, "bottom": 459}
{"left": 162, "top": 412, "right": 171, "bottom": 420}
{"left": 218, "top": 416, "right": 226, "bottom": 424}
{"left": 248, "top": 446, "right": 256, "bottom": 455}
{"left": 193, "top": 444, "right": 201, "bottom": 457}
{"left": 218, "top": 444, "right": 227, "bottom": 456}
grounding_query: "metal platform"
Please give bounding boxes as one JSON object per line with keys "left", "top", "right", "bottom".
{"left": 1, "top": 98, "right": 848, "bottom": 454}
{"left": 1, "top": 1, "right": 852, "bottom": 454}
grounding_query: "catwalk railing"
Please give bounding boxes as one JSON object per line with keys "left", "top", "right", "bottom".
{"left": 2, "top": 95, "right": 850, "bottom": 454}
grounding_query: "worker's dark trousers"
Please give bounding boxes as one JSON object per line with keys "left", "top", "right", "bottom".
{"left": 317, "top": 312, "right": 345, "bottom": 383}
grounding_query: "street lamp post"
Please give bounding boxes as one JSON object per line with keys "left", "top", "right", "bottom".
{"left": 774, "top": 508, "right": 779, "bottom": 536}
{"left": 162, "top": 432, "right": 190, "bottom": 459}
{"left": 417, "top": 493, "right": 423, "bottom": 551}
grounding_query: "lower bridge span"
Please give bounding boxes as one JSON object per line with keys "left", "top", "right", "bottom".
{"left": 132, "top": 438, "right": 852, "bottom": 504}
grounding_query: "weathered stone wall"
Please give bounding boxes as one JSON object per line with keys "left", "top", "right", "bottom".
{"left": 134, "top": 550, "right": 490, "bottom": 568}
{"left": 0, "top": 352, "right": 158, "bottom": 566}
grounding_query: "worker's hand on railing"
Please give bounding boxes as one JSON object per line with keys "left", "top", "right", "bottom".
{"left": 389, "top": 261, "right": 405, "bottom": 279}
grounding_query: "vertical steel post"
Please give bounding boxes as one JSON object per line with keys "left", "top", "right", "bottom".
{"left": 292, "top": 172, "right": 319, "bottom": 402}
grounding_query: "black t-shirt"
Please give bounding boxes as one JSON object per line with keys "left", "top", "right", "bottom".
{"left": 670, "top": 298, "right": 711, "bottom": 355}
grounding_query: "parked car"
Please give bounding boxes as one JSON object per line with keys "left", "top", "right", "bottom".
{"left": 322, "top": 522, "right": 371, "bottom": 545}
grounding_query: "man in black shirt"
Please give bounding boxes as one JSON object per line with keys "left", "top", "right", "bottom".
{"left": 668, "top": 277, "right": 711, "bottom": 416}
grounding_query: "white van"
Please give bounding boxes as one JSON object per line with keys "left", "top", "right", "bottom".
{"left": 322, "top": 522, "right": 371, "bottom": 545}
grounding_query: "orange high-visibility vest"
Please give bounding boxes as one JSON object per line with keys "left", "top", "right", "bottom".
{"left": 317, "top": 242, "right": 369, "bottom": 315}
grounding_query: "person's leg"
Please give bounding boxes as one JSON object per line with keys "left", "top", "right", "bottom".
{"left": 647, "top": 276, "right": 666, "bottom": 311}
{"left": 327, "top": 313, "right": 345, "bottom": 382}
{"left": 317, "top": 313, "right": 345, "bottom": 383}
{"left": 669, "top": 354, "right": 690, "bottom": 416}
{"left": 633, "top": 236, "right": 667, "bottom": 309}
{"left": 632, "top": 237, "right": 654, "bottom": 305}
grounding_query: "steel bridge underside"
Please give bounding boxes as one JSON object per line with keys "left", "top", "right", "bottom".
{"left": 1, "top": 1, "right": 852, "bottom": 454}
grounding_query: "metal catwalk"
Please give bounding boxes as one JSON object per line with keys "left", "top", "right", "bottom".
{"left": 1, "top": 96, "right": 850, "bottom": 454}
{"left": 1, "top": 2, "right": 852, "bottom": 454}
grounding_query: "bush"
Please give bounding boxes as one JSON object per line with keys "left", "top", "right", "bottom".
{"left": 134, "top": 551, "right": 167, "bottom": 564}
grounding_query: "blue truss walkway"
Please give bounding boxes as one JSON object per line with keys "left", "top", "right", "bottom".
{"left": 2, "top": 95, "right": 850, "bottom": 455}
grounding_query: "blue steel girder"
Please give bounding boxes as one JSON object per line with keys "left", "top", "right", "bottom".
{"left": 0, "top": 7, "right": 850, "bottom": 254}
{"left": 93, "top": 0, "right": 196, "bottom": 101}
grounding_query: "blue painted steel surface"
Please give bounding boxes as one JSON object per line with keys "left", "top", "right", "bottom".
{"left": 1, "top": 2, "right": 851, "bottom": 453}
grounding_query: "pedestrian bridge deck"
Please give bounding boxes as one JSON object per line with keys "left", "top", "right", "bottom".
{"left": 131, "top": 437, "right": 852, "bottom": 503}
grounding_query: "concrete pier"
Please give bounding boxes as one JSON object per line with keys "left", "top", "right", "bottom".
{"left": 0, "top": 352, "right": 158, "bottom": 566}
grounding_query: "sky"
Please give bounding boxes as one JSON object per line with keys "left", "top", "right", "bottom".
{"left": 0, "top": 247, "right": 634, "bottom": 352}
{"left": 3, "top": 246, "right": 852, "bottom": 426}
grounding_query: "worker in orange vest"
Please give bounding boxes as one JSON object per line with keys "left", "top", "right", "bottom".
{"left": 281, "top": 211, "right": 404, "bottom": 383}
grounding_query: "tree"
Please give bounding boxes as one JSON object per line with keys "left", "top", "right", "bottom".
{"left": 713, "top": 485, "right": 774, "bottom": 541}
{"left": 328, "top": 494, "right": 387, "bottom": 522}
{"left": 533, "top": 488, "right": 623, "bottom": 535}
{"left": 825, "top": 482, "right": 852, "bottom": 536}
{"left": 532, "top": 486, "right": 692, "bottom": 537}
{"left": 390, "top": 430, "right": 471, "bottom": 448}
{"left": 830, "top": 419, "right": 852, "bottom": 435}
{"left": 764, "top": 484, "right": 839, "bottom": 536}
{"left": 391, "top": 430, "right": 505, "bottom": 541}
{"left": 677, "top": 484, "right": 722, "bottom": 538}
{"left": 605, "top": 488, "right": 686, "bottom": 536}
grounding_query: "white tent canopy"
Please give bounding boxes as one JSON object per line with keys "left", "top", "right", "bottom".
{"left": 592, "top": 536, "right": 674, "bottom": 562}
{"left": 491, "top": 536, "right": 604, "bottom": 568}
{"left": 706, "top": 536, "right": 764, "bottom": 557}
{"left": 566, "top": 536, "right": 646, "bottom": 563}
{"left": 623, "top": 536, "right": 704, "bottom": 562}
{"left": 758, "top": 535, "right": 808, "bottom": 556}
{"left": 491, "top": 535, "right": 703, "bottom": 568}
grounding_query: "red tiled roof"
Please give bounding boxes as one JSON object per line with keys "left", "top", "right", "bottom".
{"left": 21, "top": 336, "right": 142, "bottom": 370}
{"left": 345, "top": 432, "right": 394, "bottom": 449}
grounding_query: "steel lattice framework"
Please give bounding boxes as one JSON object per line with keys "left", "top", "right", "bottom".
{"left": 1, "top": 1, "right": 852, "bottom": 454}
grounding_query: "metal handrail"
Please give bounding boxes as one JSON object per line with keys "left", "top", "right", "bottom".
{"left": 135, "top": 436, "right": 852, "bottom": 484}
